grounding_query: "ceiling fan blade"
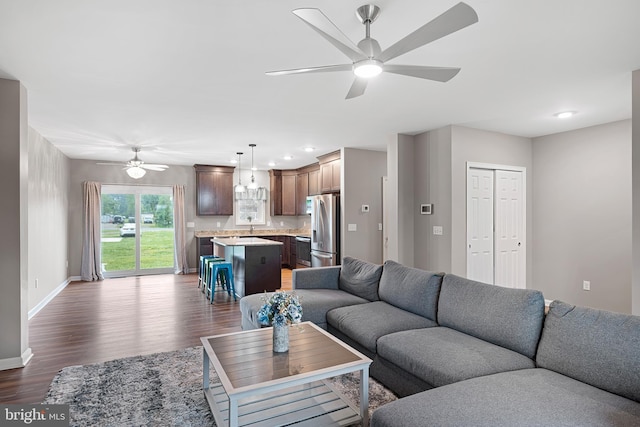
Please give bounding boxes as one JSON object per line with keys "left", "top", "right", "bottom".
{"left": 346, "top": 78, "right": 368, "bottom": 99}
{"left": 384, "top": 65, "right": 461, "bottom": 82}
{"left": 140, "top": 164, "right": 168, "bottom": 171}
{"left": 293, "top": 8, "right": 367, "bottom": 62}
{"left": 266, "top": 64, "right": 352, "bottom": 76}
{"left": 96, "top": 162, "right": 126, "bottom": 166}
{"left": 377, "top": 2, "right": 478, "bottom": 63}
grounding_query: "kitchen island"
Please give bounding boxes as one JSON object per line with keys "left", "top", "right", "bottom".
{"left": 212, "top": 237, "right": 283, "bottom": 297}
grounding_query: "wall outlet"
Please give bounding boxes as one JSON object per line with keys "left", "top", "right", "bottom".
{"left": 378, "top": 223, "right": 383, "bottom": 231}
{"left": 433, "top": 226, "right": 443, "bottom": 235}
{"left": 280, "top": 221, "right": 284, "bottom": 226}
{"left": 583, "top": 280, "right": 591, "bottom": 291}
{"left": 216, "top": 222, "right": 221, "bottom": 228}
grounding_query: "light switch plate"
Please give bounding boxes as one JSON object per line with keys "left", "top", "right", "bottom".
{"left": 433, "top": 226, "right": 443, "bottom": 235}
{"left": 186, "top": 221, "right": 195, "bottom": 228}
{"left": 361, "top": 204, "right": 370, "bottom": 213}
{"left": 348, "top": 224, "right": 357, "bottom": 232}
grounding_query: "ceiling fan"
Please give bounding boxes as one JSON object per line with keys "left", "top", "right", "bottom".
{"left": 266, "top": 2, "right": 478, "bottom": 99}
{"left": 97, "top": 147, "right": 168, "bottom": 179}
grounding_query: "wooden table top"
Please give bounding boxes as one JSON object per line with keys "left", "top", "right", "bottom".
{"left": 202, "top": 322, "right": 370, "bottom": 393}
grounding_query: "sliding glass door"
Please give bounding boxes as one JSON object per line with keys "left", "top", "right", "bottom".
{"left": 101, "top": 185, "right": 175, "bottom": 277}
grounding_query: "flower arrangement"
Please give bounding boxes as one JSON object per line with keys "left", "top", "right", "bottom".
{"left": 257, "top": 291, "right": 303, "bottom": 327}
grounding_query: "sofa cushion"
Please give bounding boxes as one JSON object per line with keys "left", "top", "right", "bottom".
{"left": 377, "top": 327, "right": 535, "bottom": 388}
{"left": 327, "top": 301, "right": 437, "bottom": 353}
{"left": 437, "top": 274, "right": 545, "bottom": 359}
{"left": 338, "top": 256, "right": 383, "bottom": 301}
{"left": 377, "top": 260, "right": 442, "bottom": 321}
{"left": 370, "top": 369, "right": 640, "bottom": 427}
{"left": 239, "top": 289, "right": 369, "bottom": 330}
{"left": 536, "top": 300, "right": 640, "bottom": 403}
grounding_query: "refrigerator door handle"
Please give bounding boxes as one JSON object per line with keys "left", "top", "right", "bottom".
{"left": 312, "top": 252, "right": 333, "bottom": 259}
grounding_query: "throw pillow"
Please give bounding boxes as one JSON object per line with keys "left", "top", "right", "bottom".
{"left": 339, "top": 257, "right": 383, "bottom": 301}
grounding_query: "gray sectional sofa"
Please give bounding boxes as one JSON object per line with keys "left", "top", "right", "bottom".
{"left": 239, "top": 257, "right": 640, "bottom": 426}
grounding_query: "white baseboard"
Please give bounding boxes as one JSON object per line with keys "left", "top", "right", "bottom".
{"left": 0, "top": 347, "right": 33, "bottom": 371}
{"left": 28, "top": 277, "right": 73, "bottom": 320}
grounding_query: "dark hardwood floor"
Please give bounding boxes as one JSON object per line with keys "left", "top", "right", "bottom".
{"left": 0, "top": 270, "right": 293, "bottom": 404}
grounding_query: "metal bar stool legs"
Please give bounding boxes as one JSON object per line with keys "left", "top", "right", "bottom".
{"left": 207, "top": 262, "right": 236, "bottom": 303}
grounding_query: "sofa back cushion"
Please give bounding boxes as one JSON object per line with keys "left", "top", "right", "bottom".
{"left": 536, "top": 300, "right": 640, "bottom": 403}
{"left": 377, "top": 260, "right": 443, "bottom": 321}
{"left": 438, "top": 274, "right": 545, "bottom": 359}
{"left": 338, "top": 257, "right": 383, "bottom": 301}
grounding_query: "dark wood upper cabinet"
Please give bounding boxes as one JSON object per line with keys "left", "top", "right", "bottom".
{"left": 296, "top": 172, "right": 309, "bottom": 215}
{"left": 194, "top": 164, "right": 234, "bottom": 216}
{"left": 308, "top": 168, "right": 320, "bottom": 196}
{"left": 318, "top": 150, "right": 341, "bottom": 193}
{"left": 269, "top": 170, "right": 296, "bottom": 216}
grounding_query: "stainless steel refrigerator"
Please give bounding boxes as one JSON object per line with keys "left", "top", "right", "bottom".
{"left": 308, "top": 194, "right": 340, "bottom": 267}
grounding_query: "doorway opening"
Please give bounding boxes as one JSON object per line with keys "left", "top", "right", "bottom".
{"left": 466, "top": 163, "right": 526, "bottom": 289}
{"left": 101, "top": 185, "right": 175, "bottom": 277}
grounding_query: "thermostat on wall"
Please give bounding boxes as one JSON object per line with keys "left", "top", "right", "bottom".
{"left": 420, "top": 204, "right": 433, "bottom": 215}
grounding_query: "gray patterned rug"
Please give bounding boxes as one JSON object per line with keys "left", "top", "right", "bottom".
{"left": 44, "top": 346, "right": 397, "bottom": 426}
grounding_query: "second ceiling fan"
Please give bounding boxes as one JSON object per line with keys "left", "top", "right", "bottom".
{"left": 267, "top": 2, "right": 479, "bottom": 99}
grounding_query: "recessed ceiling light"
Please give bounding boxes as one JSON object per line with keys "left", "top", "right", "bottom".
{"left": 284, "top": 155, "right": 293, "bottom": 160}
{"left": 304, "top": 147, "right": 315, "bottom": 152}
{"left": 554, "top": 111, "right": 576, "bottom": 119}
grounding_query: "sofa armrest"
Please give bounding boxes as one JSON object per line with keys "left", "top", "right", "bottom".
{"left": 292, "top": 266, "right": 341, "bottom": 290}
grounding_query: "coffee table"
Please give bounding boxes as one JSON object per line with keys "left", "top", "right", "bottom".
{"left": 201, "top": 321, "right": 372, "bottom": 426}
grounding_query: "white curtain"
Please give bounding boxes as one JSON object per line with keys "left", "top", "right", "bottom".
{"left": 80, "top": 181, "right": 104, "bottom": 281}
{"left": 173, "top": 185, "right": 189, "bottom": 274}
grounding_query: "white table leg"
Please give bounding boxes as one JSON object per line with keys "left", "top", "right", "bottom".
{"left": 203, "top": 349, "right": 210, "bottom": 390}
{"left": 229, "top": 397, "right": 239, "bottom": 427}
{"left": 360, "top": 367, "right": 369, "bottom": 426}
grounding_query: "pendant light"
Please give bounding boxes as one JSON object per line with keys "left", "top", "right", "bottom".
{"left": 234, "top": 152, "right": 246, "bottom": 193}
{"left": 248, "top": 144, "right": 258, "bottom": 190}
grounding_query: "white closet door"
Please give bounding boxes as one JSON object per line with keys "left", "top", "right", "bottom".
{"left": 494, "top": 170, "right": 526, "bottom": 288}
{"left": 467, "top": 168, "right": 494, "bottom": 284}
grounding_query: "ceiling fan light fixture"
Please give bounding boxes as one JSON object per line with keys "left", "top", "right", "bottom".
{"left": 353, "top": 59, "right": 383, "bottom": 78}
{"left": 127, "top": 166, "right": 146, "bottom": 179}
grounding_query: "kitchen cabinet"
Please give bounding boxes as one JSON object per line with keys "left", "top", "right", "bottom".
{"left": 269, "top": 170, "right": 297, "bottom": 216}
{"left": 296, "top": 172, "right": 309, "bottom": 215}
{"left": 262, "top": 235, "right": 289, "bottom": 267}
{"left": 213, "top": 237, "right": 282, "bottom": 296}
{"left": 318, "top": 151, "right": 341, "bottom": 193}
{"left": 194, "top": 164, "right": 234, "bottom": 216}
{"left": 289, "top": 236, "right": 297, "bottom": 268}
{"left": 308, "top": 168, "right": 320, "bottom": 196}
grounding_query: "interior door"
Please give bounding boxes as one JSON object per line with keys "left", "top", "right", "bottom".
{"left": 494, "top": 170, "right": 525, "bottom": 288}
{"left": 466, "top": 168, "right": 494, "bottom": 284}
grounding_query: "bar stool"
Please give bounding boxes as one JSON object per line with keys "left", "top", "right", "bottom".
{"left": 198, "top": 255, "right": 223, "bottom": 290}
{"left": 206, "top": 262, "right": 236, "bottom": 303}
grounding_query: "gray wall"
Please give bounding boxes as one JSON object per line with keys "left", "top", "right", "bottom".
{"left": 414, "top": 126, "right": 453, "bottom": 272}
{"left": 411, "top": 125, "right": 532, "bottom": 284}
{"left": 67, "top": 160, "right": 197, "bottom": 277}
{"left": 533, "top": 120, "right": 632, "bottom": 313}
{"left": 342, "top": 148, "right": 386, "bottom": 263}
{"left": 633, "top": 70, "right": 640, "bottom": 315}
{"left": 0, "top": 79, "right": 30, "bottom": 367}
{"left": 28, "top": 128, "right": 70, "bottom": 312}
{"left": 450, "top": 126, "right": 533, "bottom": 282}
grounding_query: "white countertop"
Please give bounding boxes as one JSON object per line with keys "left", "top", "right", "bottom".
{"left": 212, "top": 237, "right": 284, "bottom": 247}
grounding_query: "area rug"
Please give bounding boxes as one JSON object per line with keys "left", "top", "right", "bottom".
{"left": 44, "top": 346, "right": 397, "bottom": 426}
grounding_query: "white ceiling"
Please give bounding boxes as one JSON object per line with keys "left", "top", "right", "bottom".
{"left": 1, "top": 0, "right": 639, "bottom": 170}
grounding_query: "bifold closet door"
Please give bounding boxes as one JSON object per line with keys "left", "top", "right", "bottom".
{"left": 466, "top": 168, "right": 494, "bottom": 284}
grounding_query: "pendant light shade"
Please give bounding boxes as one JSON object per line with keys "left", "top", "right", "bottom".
{"left": 234, "top": 152, "right": 246, "bottom": 193}
{"left": 247, "top": 144, "right": 258, "bottom": 190}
